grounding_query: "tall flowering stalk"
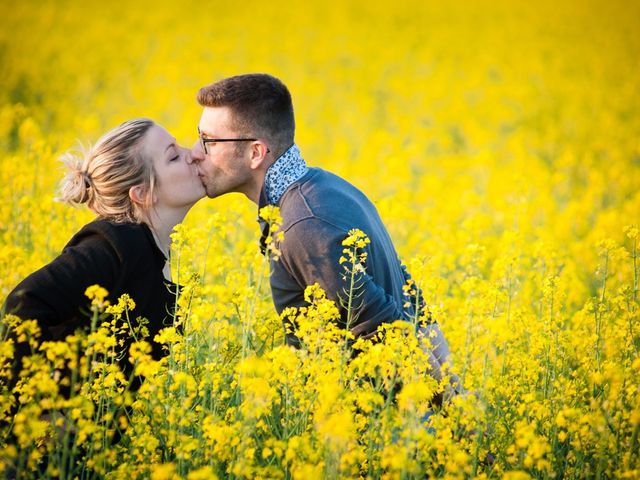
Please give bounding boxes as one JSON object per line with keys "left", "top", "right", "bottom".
{"left": 339, "top": 228, "right": 370, "bottom": 336}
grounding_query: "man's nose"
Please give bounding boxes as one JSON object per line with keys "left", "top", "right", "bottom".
{"left": 189, "top": 141, "right": 205, "bottom": 164}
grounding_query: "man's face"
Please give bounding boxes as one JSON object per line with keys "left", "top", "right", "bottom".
{"left": 192, "top": 106, "right": 252, "bottom": 198}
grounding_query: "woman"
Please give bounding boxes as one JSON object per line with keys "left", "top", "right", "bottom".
{"left": 3, "top": 118, "right": 204, "bottom": 362}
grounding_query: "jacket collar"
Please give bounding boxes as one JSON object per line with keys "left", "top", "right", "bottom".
{"left": 262, "top": 144, "right": 308, "bottom": 206}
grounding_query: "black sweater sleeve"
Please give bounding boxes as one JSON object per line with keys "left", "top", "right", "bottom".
{"left": 4, "top": 226, "right": 122, "bottom": 339}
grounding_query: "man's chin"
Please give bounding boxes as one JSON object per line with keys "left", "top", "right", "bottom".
{"left": 205, "top": 189, "right": 224, "bottom": 199}
{"left": 203, "top": 183, "right": 237, "bottom": 199}
{"left": 201, "top": 183, "right": 219, "bottom": 199}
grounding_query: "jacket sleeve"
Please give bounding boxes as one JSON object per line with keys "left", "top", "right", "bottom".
{"left": 400, "top": 263, "right": 432, "bottom": 323}
{"left": 3, "top": 228, "right": 122, "bottom": 339}
{"left": 278, "top": 217, "right": 406, "bottom": 338}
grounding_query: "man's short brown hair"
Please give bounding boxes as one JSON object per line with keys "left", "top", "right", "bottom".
{"left": 197, "top": 74, "right": 295, "bottom": 155}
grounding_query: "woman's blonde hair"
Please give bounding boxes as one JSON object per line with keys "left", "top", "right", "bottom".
{"left": 58, "top": 119, "right": 156, "bottom": 223}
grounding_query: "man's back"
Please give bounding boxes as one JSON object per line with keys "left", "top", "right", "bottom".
{"left": 269, "top": 167, "right": 417, "bottom": 342}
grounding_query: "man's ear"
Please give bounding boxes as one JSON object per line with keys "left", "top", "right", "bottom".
{"left": 129, "top": 185, "right": 147, "bottom": 205}
{"left": 249, "top": 142, "right": 271, "bottom": 170}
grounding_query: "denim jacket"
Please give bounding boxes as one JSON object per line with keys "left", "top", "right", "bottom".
{"left": 259, "top": 167, "right": 424, "bottom": 345}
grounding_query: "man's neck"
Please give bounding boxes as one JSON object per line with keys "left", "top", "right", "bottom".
{"left": 244, "top": 169, "right": 270, "bottom": 205}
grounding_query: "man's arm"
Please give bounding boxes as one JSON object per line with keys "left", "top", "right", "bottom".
{"left": 399, "top": 256, "right": 463, "bottom": 397}
{"left": 277, "top": 218, "right": 406, "bottom": 338}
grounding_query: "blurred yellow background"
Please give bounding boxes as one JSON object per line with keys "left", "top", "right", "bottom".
{"left": 1, "top": 0, "right": 639, "bottom": 477}
{"left": 1, "top": 0, "right": 638, "bottom": 281}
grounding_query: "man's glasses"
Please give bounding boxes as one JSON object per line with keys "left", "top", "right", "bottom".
{"left": 198, "top": 127, "right": 257, "bottom": 155}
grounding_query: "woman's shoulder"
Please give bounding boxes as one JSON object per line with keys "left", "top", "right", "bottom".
{"left": 74, "top": 218, "right": 150, "bottom": 241}
{"left": 78, "top": 218, "right": 148, "bottom": 235}
{"left": 67, "top": 218, "right": 156, "bottom": 260}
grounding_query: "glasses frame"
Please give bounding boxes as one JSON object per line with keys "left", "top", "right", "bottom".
{"left": 198, "top": 127, "right": 257, "bottom": 155}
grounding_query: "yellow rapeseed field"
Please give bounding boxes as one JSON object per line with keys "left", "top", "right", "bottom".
{"left": 1, "top": 0, "right": 639, "bottom": 478}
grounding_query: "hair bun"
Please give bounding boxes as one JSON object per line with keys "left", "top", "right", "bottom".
{"left": 54, "top": 119, "right": 155, "bottom": 221}
{"left": 58, "top": 150, "right": 93, "bottom": 205}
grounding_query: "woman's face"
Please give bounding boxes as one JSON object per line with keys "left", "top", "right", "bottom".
{"left": 141, "top": 124, "right": 205, "bottom": 211}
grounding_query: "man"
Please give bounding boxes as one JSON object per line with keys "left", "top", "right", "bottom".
{"left": 189, "top": 73, "right": 460, "bottom": 392}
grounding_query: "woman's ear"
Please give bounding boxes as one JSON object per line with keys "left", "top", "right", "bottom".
{"left": 129, "top": 185, "right": 147, "bottom": 205}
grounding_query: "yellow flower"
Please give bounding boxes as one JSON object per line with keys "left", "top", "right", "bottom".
{"left": 84, "top": 284, "right": 110, "bottom": 310}
{"left": 150, "top": 463, "right": 177, "bottom": 480}
{"left": 187, "top": 467, "right": 218, "bottom": 480}
{"left": 154, "top": 326, "right": 182, "bottom": 345}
